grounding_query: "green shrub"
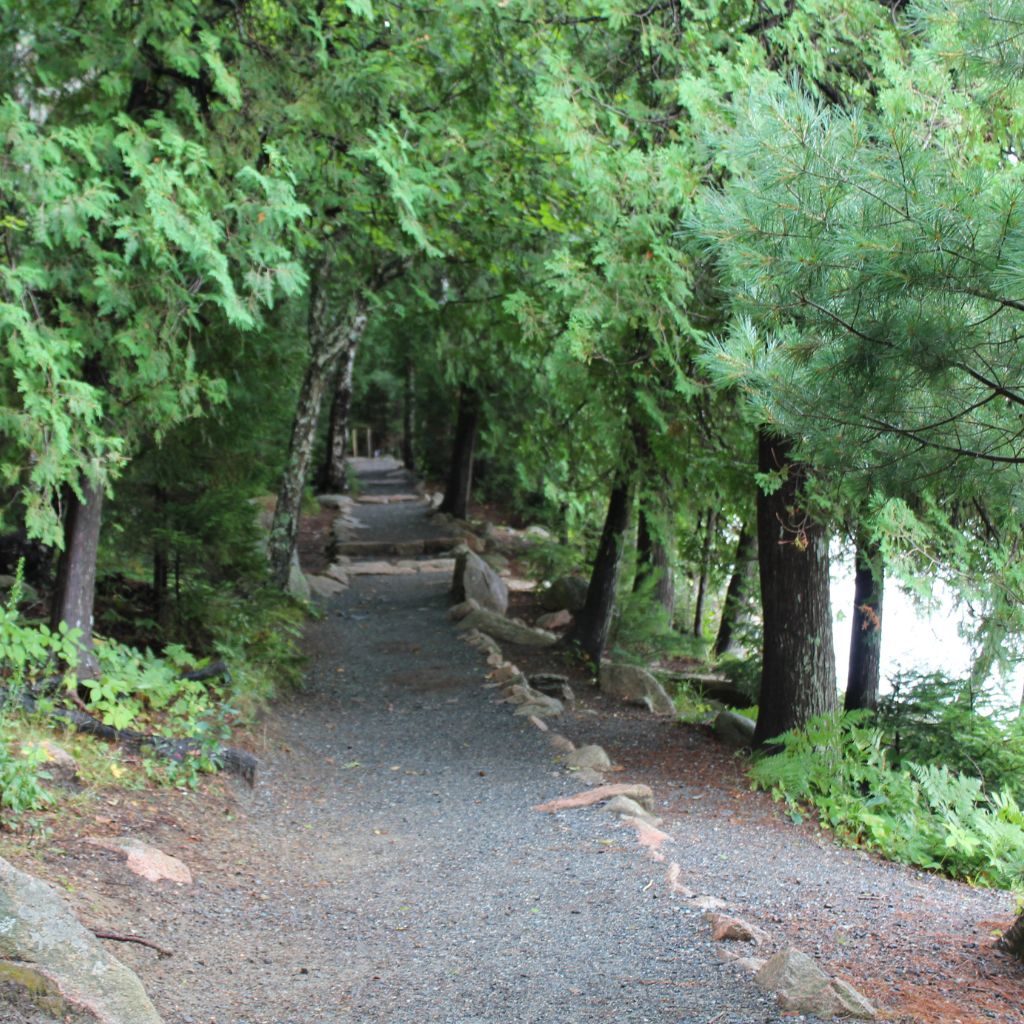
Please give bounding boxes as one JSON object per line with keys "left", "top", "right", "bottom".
{"left": 752, "top": 711, "right": 1024, "bottom": 889}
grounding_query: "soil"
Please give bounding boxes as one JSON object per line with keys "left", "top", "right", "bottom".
{"left": 2, "top": 457, "right": 1022, "bottom": 1024}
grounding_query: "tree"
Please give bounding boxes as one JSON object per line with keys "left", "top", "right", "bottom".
{"left": 1, "top": 3, "right": 305, "bottom": 668}
{"left": 754, "top": 432, "right": 837, "bottom": 743}
{"left": 846, "top": 536, "right": 884, "bottom": 711}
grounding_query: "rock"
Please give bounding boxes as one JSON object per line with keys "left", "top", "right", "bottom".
{"left": 85, "top": 838, "right": 191, "bottom": 884}
{"left": 33, "top": 741, "right": 78, "bottom": 779}
{"left": 605, "top": 795, "right": 662, "bottom": 826}
{"left": 460, "top": 629, "right": 498, "bottom": 653}
{"left": 528, "top": 674, "right": 574, "bottom": 702}
{"left": 346, "top": 560, "right": 417, "bottom": 576}
{"left": 714, "top": 709, "right": 756, "bottom": 748}
{"left": 563, "top": 744, "right": 611, "bottom": 771}
{"left": 525, "top": 524, "right": 553, "bottom": 540}
{"left": 755, "top": 948, "right": 877, "bottom": 1020}
{"left": 535, "top": 609, "right": 572, "bottom": 630}
{"left": 459, "top": 532, "right": 487, "bottom": 554}
{"left": 734, "top": 957, "right": 768, "bottom": 974}
{"left": 656, "top": 671, "right": 755, "bottom": 709}
{"left": 489, "top": 663, "right": 521, "bottom": 684}
{"left": 534, "top": 783, "right": 655, "bottom": 814}
{"left": 549, "top": 734, "right": 576, "bottom": 754}
{"left": 627, "top": 817, "right": 673, "bottom": 854}
{"left": 286, "top": 552, "right": 310, "bottom": 601}
{"left": 540, "top": 575, "right": 589, "bottom": 613}
{"left": 693, "top": 895, "right": 730, "bottom": 911}
{"left": 665, "top": 862, "right": 695, "bottom": 898}
{"left": 0, "top": 856, "right": 164, "bottom": 1024}
{"left": 599, "top": 663, "right": 676, "bottom": 715}
{"left": 828, "top": 978, "right": 879, "bottom": 1019}
{"left": 451, "top": 550, "right": 509, "bottom": 615}
{"left": 456, "top": 608, "right": 557, "bottom": 648}
{"left": 705, "top": 913, "right": 771, "bottom": 944}
{"left": 305, "top": 574, "right": 347, "bottom": 598}
{"left": 414, "top": 558, "right": 457, "bottom": 573}
{"left": 482, "top": 551, "right": 510, "bottom": 572}
{"left": 449, "top": 599, "right": 480, "bottom": 622}
{"left": 505, "top": 577, "right": 537, "bottom": 593}
{"left": 514, "top": 699, "right": 563, "bottom": 719}
{"left": 0, "top": 575, "right": 39, "bottom": 606}
{"left": 315, "top": 493, "right": 354, "bottom": 510}
{"left": 504, "top": 682, "right": 542, "bottom": 705}
{"left": 324, "top": 562, "right": 351, "bottom": 583}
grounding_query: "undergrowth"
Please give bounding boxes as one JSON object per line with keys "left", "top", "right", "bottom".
{"left": 0, "top": 561, "right": 306, "bottom": 823}
{"left": 751, "top": 710, "right": 1024, "bottom": 889}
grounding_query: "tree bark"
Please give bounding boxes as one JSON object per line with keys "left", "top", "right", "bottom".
{"left": 565, "top": 474, "right": 633, "bottom": 670}
{"left": 754, "top": 430, "right": 837, "bottom": 746}
{"left": 152, "top": 485, "right": 170, "bottom": 633}
{"left": 693, "top": 509, "right": 717, "bottom": 639}
{"left": 268, "top": 257, "right": 370, "bottom": 589}
{"left": 634, "top": 506, "right": 675, "bottom": 624}
{"left": 50, "top": 478, "right": 104, "bottom": 678}
{"left": 438, "top": 388, "right": 480, "bottom": 520}
{"left": 321, "top": 339, "right": 359, "bottom": 492}
{"left": 998, "top": 910, "right": 1024, "bottom": 960}
{"left": 402, "top": 356, "right": 416, "bottom": 471}
{"left": 714, "top": 523, "right": 757, "bottom": 658}
{"left": 845, "top": 536, "right": 884, "bottom": 712}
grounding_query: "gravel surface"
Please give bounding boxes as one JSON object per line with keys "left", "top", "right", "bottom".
{"left": 118, "top": 463, "right": 793, "bottom": 1023}
{"left": 5, "top": 458, "right": 1021, "bottom": 1024}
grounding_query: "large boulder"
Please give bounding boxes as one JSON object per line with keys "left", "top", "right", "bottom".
{"left": 599, "top": 663, "right": 676, "bottom": 715}
{"left": 451, "top": 549, "right": 509, "bottom": 615}
{"left": 0, "top": 856, "right": 164, "bottom": 1024}
{"left": 539, "top": 575, "right": 589, "bottom": 613}
{"left": 456, "top": 608, "right": 557, "bottom": 648}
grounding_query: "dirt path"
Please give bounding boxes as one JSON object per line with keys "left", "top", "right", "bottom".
{"left": 5, "top": 458, "right": 1021, "bottom": 1024}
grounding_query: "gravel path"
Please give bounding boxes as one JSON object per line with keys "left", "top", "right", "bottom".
{"left": 118, "top": 460, "right": 795, "bottom": 1023}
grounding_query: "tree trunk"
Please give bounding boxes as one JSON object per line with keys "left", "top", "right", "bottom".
{"left": 845, "top": 536, "right": 884, "bottom": 712}
{"left": 634, "top": 506, "right": 675, "bottom": 624}
{"left": 321, "top": 339, "right": 359, "bottom": 492}
{"left": 693, "top": 509, "right": 717, "bottom": 639}
{"left": 565, "top": 475, "right": 632, "bottom": 670}
{"left": 714, "top": 523, "right": 757, "bottom": 658}
{"left": 50, "top": 478, "right": 104, "bottom": 678}
{"left": 402, "top": 356, "right": 416, "bottom": 471}
{"left": 152, "top": 486, "right": 170, "bottom": 633}
{"left": 268, "top": 258, "right": 370, "bottom": 589}
{"left": 998, "top": 910, "right": 1024, "bottom": 960}
{"left": 438, "top": 388, "right": 480, "bottom": 520}
{"left": 754, "top": 430, "right": 837, "bottom": 746}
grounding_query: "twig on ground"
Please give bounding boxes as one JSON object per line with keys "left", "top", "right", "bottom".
{"left": 89, "top": 928, "right": 173, "bottom": 958}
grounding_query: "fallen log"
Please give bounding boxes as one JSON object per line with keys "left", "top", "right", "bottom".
{"left": 4, "top": 689, "right": 258, "bottom": 785}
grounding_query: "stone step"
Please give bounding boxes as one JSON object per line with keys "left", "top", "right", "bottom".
{"left": 333, "top": 537, "right": 457, "bottom": 557}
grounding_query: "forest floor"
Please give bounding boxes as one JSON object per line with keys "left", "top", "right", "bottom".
{"left": 2, "top": 459, "right": 1022, "bottom": 1024}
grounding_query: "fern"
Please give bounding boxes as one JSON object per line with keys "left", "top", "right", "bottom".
{"left": 751, "top": 712, "right": 1024, "bottom": 889}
